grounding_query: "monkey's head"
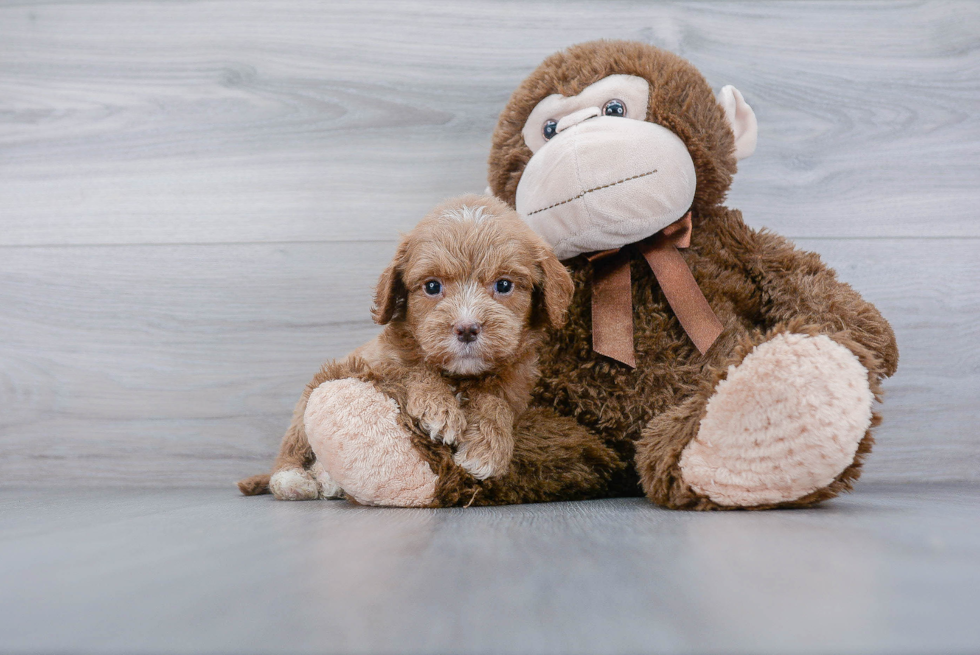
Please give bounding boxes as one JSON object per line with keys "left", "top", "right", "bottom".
{"left": 488, "top": 40, "right": 757, "bottom": 260}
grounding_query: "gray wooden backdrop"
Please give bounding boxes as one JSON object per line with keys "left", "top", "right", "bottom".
{"left": 1, "top": 0, "right": 977, "bottom": 488}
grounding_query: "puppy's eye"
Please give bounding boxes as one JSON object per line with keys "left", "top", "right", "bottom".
{"left": 423, "top": 280, "right": 442, "bottom": 296}
{"left": 603, "top": 99, "right": 626, "bottom": 117}
{"left": 494, "top": 279, "right": 514, "bottom": 295}
{"left": 542, "top": 119, "right": 558, "bottom": 140}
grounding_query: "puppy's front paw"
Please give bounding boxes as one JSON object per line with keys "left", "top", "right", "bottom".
{"left": 407, "top": 394, "right": 466, "bottom": 445}
{"left": 453, "top": 428, "right": 512, "bottom": 480}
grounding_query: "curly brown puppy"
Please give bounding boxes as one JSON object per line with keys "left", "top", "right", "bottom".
{"left": 366, "top": 194, "right": 575, "bottom": 479}
{"left": 239, "top": 195, "right": 574, "bottom": 498}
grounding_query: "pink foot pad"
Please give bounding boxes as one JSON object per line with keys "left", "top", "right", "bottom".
{"left": 305, "top": 378, "right": 438, "bottom": 507}
{"left": 680, "top": 333, "right": 874, "bottom": 506}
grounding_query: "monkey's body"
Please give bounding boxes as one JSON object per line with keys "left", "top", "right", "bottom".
{"left": 242, "top": 41, "right": 898, "bottom": 510}
{"left": 530, "top": 206, "right": 896, "bottom": 509}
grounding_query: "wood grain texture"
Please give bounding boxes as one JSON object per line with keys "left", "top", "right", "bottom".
{"left": 1, "top": 487, "right": 979, "bottom": 654}
{"left": 1, "top": 238, "right": 976, "bottom": 485}
{"left": 0, "top": 0, "right": 978, "bottom": 245}
{"left": 0, "top": 1, "right": 977, "bottom": 486}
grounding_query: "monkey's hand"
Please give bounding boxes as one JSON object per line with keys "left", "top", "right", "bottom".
{"left": 453, "top": 395, "right": 515, "bottom": 480}
{"left": 404, "top": 372, "right": 466, "bottom": 446}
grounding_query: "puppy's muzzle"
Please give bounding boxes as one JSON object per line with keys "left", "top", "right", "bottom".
{"left": 454, "top": 321, "right": 482, "bottom": 344}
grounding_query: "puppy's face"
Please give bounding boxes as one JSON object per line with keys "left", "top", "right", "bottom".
{"left": 373, "top": 196, "right": 573, "bottom": 376}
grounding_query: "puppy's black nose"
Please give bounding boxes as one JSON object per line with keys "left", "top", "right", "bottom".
{"left": 454, "top": 322, "right": 481, "bottom": 343}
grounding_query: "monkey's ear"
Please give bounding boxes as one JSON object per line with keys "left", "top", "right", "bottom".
{"left": 371, "top": 241, "right": 409, "bottom": 325}
{"left": 718, "top": 85, "right": 758, "bottom": 161}
{"left": 535, "top": 250, "right": 575, "bottom": 329}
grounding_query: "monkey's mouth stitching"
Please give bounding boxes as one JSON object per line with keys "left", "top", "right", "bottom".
{"left": 526, "top": 169, "right": 658, "bottom": 216}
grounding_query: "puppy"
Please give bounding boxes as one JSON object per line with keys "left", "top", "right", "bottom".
{"left": 239, "top": 195, "right": 574, "bottom": 499}
{"left": 354, "top": 194, "right": 574, "bottom": 479}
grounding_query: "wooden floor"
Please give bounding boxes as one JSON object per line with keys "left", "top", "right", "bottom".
{"left": 2, "top": 485, "right": 979, "bottom": 655}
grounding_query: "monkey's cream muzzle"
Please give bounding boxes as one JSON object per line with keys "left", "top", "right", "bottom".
{"left": 509, "top": 76, "right": 757, "bottom": 366}
{"left": 515, "top": 115, "right": 697, "bottom": 261}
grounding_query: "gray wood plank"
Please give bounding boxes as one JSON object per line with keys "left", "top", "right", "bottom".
{"left": 1, "top": 238, "right": 976, "bottom": 486}
{"left": 0, "top": 0, "right": 977, "bottom": 245}
{"left": 0, "top": 241, "right": 391, "bottom": 485}
{"left": 1, "top": 486, "right": 979, "bottom": 654}
{"left": 803, "top": 237, "right": 980, "bottom": 483}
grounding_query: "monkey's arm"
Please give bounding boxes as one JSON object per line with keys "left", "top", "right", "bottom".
{"left": 741, "top": 225, "right": 898, "bottom": 379}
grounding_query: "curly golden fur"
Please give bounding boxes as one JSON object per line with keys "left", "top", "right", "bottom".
{"left": 479, "top": 40, "right": 899, "bottom": 509}
{"left": 240, "top": 195, "right": 577, "bottom": 494}
{"left": 365, "top": 194, "right": 574, "bottom": 479}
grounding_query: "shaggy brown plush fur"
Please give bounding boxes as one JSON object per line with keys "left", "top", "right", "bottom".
{"left": 489, "top": 40, "right": 737, "bottom": 218}
{"left": 424, "top": 40, "right": 896, "bottom": 509}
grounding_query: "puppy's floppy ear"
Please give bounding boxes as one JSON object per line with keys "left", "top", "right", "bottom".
{"left": 372, "top": 239, "right": 410, "bottom": 325}
{"left": 533, "top": 248, "right": 575, "bottom": 329}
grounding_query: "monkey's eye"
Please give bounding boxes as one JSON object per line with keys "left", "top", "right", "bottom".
{"left": 494, "top": 279, "right": 514, "bottom": 295}
{"left": 542, "top": 119, "right": 558, "bottom": 140}
{"left": 423, "top": 280, "right": 442, "bottom": 296}
{"left": 603, "top": 99, "right": 626, "bottom": 117}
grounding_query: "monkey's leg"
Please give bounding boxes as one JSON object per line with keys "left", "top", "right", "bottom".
{"left": 304, "top": 377, "right": 440, "bottom": 506}
{"left": 306, "top": 372, "right": 625, "bottom": 507}
{"left": 636, "top": 326, "right": 878, "bottom": 510}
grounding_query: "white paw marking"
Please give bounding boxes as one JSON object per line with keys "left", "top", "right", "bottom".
{"left": 440, "top": 423, "right": 460, "bottom": 446}
{"left": 420, "top": 418, "right": 445, "bottom": 442}
{"left": 453, "top": 448, "right": 499, "bottom": 480}
{"left": 269, "top": 468, "right": 320, "bottom": 501}
{"left": 420, "top": 414, "right": 460, "bottom": 445}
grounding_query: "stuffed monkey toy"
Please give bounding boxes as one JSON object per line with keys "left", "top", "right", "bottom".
{"left": 240, "top": 40, "right": 898, "bottom": 509}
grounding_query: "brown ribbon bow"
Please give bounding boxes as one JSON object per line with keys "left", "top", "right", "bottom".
{"left": 585, "top": 212, "right": 723, "bottom": 367}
